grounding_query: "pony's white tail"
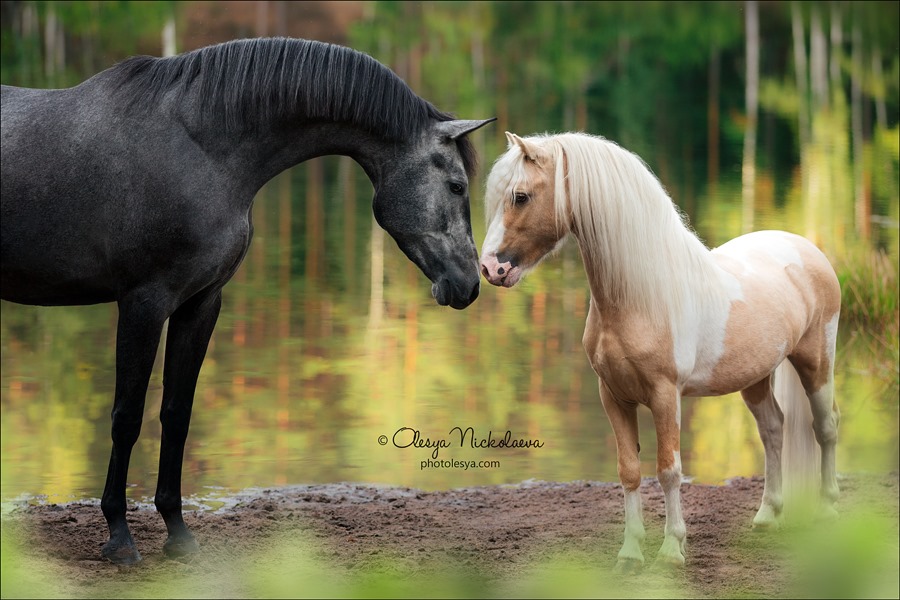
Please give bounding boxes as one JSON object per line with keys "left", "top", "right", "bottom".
{"left": 774, "top": 360, "right": 820, "bottom": 517}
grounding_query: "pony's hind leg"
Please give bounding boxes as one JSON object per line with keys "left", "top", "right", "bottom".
{"left": 650, "top": 388, "right": 686, "bottom": 567}
{"left": 741, "top": 374, "right": 785, "bottom": 529}
{"left": 789, "top": 314, "right": 841, "bottom": 519}
{"left": 155, "top": 290, "right": 223, "bottom": 559}
{"left": 599, "top": 382, "right": 645, "bottom": 572}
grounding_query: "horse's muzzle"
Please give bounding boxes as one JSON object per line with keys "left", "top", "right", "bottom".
{"left": 432, "top": 275, "right": 480, "bottom": 309}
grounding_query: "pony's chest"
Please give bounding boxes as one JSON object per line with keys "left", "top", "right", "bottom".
{"left": 582, "top": 314, "right": 678, "bottom": 403}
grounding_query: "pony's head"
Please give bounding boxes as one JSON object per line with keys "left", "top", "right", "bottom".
{"left": 480, "top": 132, "right": 569, "bottom": 287}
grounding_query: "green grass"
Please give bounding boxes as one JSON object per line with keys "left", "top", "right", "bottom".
{"left": 834, "top": 246, "right": 900, "bottom": 398}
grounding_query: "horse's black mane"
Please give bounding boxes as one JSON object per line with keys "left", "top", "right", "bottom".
{"left": 110, "top": 37, "right": 477, "bottom": 175}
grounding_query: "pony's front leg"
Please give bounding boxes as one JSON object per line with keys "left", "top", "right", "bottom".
{"left": 155, "top": 290, "right": 222, "bottom": 559}
{"left": 101, "top": 294, "right": 167, "bottom": 565}
{"left": 650, "top": 389, "right": 686, "bottom": 567}
{"left": 599, "top": 382, "right": 645, "bottom": 572}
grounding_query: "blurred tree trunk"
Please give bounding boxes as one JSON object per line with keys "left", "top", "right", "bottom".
{"left": 809, "top": 3, "right": 830, "bottom": 245}
{"left": 43, "top": 3, "right": 64, "bottom": 86}
{"left": 707, "top": 43, "right": 721, "bottom": 202}
{"left": 741, "top": 0, "right": 759, "bottom": 234}
{"left": 256, "top": 0, "right": 269, "bottom": 37}
{"left": 829, "top": 3, "right": 843, "bottom": 103}
{"left": 162, "top": 6, "right": 177, "bottom": 57}
{"left": 851, "top": 18, "right": 869, "bottom": 239}
{"left": 305, "top": 159, "right": 324, "bottom": 282}
{"left": 810, "top": 6, "right": 828, "bottom": 112}
{"left": 339, "top": 157, "right": 357, "bottom": 294}
{"left": 367, "top": 12, "right": 390, "bottom": 336}
{"left": 791, "top": 3, "right": 813, "bottom": 239}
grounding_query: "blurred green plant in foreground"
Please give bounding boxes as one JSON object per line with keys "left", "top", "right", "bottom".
{"left": 2, "top": 503, "right": 898, "bottom": 599}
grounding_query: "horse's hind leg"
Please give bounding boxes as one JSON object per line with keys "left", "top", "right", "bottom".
{"left": 599, "top": 381, "right": 645, "bottom": 572}
{"left": 101, "top": 294, "right": 167, "bottom": 565}
{"left": 741, "top": 374, "right": 785, "bottom": 529}
{"left": 155, "top": 290, "right": 222, "bottom": 559}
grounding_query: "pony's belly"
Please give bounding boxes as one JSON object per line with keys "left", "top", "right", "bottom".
{"left": 680, "top": 341, "right": 789, "bottom": 397}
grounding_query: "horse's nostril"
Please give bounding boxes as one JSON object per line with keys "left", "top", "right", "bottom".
{"left": 468, "top": 281, "right": 480, "bottom": 303}
{"left": 481, "top": 264, "right": 490, "bottom": 279}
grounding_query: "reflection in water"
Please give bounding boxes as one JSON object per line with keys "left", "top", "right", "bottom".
{"left": 1, "top": 159, "right": 898, "bottom": 503}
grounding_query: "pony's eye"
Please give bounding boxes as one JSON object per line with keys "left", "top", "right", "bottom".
{"left": 449, "top": 182, "right": 465, "bottom": 196}
{"left": 514, "top": 192, "right": 529, "bottom": 205}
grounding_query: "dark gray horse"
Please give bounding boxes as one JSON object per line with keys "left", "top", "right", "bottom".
{"left": 0, "top": 37, "right": 494, "bottom": 565}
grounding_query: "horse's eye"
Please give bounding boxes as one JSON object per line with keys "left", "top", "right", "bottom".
{"left": 514, "top": 192, "right": 529, "bottom": 205}
{"left": 449, "top": 182, "right": 465, "bottom": 196}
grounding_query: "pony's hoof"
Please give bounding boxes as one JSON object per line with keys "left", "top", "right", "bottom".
{"left": 751, "top": 516, "right": 783, "bottom": 531}
{"left": 163, "top": 533, "right": 200, "bottom": 559}
{"left": 101, "top": 540, "right": 142, "bottom": 566}
{"left": 613, "top": 557, "right": 644, "bottom": 574}
{"left": 653, "top": 553, "right": 685, "bottom": 570}
{"left": 751, "top": 505, "right": 783, "bottom": 530}
{"left": 816, "top": 505, "right": 840, "bottom": 522}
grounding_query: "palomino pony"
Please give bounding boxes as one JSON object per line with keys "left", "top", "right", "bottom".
{"left": 480, "top": 132, "right": 841, "bottom": 570}
{"left": 1, "top": 37, "right": 494, "bottom": 565}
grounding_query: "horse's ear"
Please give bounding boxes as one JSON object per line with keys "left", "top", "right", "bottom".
{"left": 507, "top": 132, "right": 541, "bottom": 162}
{"left": 436, "top": 118, "right": 497, "bottom": 140}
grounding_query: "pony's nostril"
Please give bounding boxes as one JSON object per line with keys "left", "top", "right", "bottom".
{"left": 481, "top": 264, "right": 490, "bottom": 279}
{"left": 497, "top": 267, "right": 505, "bottom": 275}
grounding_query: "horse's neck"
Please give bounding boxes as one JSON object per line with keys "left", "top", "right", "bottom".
{"left": 188, "top": 111, "right": 393, "bottom": 200}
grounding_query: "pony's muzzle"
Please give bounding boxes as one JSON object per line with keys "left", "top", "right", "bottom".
{"left": 480, "top": 253, "right": 521, "bottom": 288}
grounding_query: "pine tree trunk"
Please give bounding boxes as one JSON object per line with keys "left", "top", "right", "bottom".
{"left": 741, "top": 0, "right": 759, "bottom": 234}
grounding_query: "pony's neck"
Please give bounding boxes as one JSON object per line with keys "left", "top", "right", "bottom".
{"left": 563, "top": 135, "right": 720, "bottom": 325}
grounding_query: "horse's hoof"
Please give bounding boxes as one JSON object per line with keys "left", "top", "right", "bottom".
{"left": 163, "top": 533, "right": 200, "bottom": 559}
{"left": 101, "top": 541, "right": 142, "bottom": 566}
{"left": 613, "top": 557, "right": 644, "bottom": 574}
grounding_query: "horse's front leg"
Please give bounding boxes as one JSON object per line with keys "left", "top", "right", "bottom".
{"left": 599, "top": 382, "right": 645, "bottom": 572}
{"left": 101, "top": 294, "right": 167, "bottom": 565}
{"left": 650, "top": 388, "right": 686, "bottom": 567}
{"left": 155, "top": 290, "right": 222, "bottom": 559}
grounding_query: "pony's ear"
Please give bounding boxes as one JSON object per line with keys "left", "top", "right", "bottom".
{"left": 506, "top": 132, "right": 542, "bottom": 162}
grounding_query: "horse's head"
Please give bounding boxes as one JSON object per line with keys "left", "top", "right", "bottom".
{"left": 373, "top": 118, "right": 495, "bottom": 309}
{"left": 481, "top": 132, "right": 569, "bottom": 288}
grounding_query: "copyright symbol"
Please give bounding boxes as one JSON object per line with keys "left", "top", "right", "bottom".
{"left": 378, "top": 435, "right": 388, "bottom": 446}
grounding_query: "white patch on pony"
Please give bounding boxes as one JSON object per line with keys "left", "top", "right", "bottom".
{"left": 672, "top": 268, "right": 742, "bottom": 389}
{"left": 715, "top": 230, "right": 804, "bottom": 276}
{"left": 481, "top": 211, "right": 506, "bottom": 257}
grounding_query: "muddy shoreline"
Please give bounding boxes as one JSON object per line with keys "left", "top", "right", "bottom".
{"left": 3, "top": 473, "right": 898, "bottom": 598}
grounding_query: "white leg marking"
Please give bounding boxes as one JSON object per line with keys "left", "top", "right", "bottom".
{"left": 616, "top": 488, "right": 646, "bottom": 569}
{"left": 657, "top": 451, "right": 686, "bottom": 566}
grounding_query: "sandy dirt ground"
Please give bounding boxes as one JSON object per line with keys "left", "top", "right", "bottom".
{"left": 2, "top": 473, "right": 898, "bottom": 598}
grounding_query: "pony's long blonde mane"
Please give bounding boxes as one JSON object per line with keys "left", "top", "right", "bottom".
{"left": 487, "top": 132, "right": 718, "bottom": 324}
